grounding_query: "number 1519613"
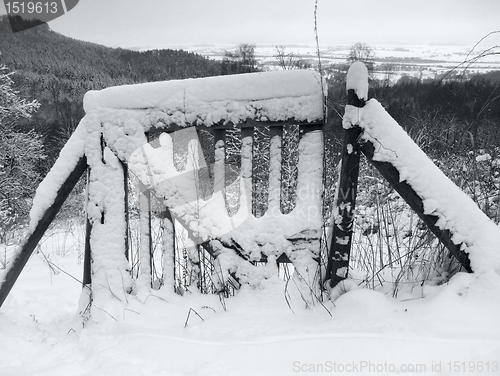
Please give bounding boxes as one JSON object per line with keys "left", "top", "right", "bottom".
{"left": 446, "top": 361, "right": 498, "bottom": 373}
{"left": 5, "top": 2, "right": 58, "bottom": 14}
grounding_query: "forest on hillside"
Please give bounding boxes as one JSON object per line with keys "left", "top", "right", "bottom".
{"left": 0, "top": 16, "right": 225, "bottom": 162}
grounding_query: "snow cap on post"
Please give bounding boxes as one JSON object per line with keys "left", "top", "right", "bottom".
{"left": 346, "top": 61, "right": 368, "bottom": 101}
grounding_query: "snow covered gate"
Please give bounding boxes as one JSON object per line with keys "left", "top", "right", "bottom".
{"left": 0, "top": 70, "right": 330, "bottom": 311}
{"left": 2, "top": 64, "right": 500, "bottom": 314}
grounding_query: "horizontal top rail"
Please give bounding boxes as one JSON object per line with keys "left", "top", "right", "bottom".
{"left": 145, "top": 119, "right": 323, "bottom": 139}
{"left": 84, "top": 70, "right": 326, "bottom": 127}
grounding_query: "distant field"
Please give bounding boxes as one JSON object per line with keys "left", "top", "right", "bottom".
{"left": 154, "top": 43, "right": 500, "bottom": 83}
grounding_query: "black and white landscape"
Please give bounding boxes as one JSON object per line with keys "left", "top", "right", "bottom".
{"left": 1, "top": 2, "right": 500, "bottom": 375}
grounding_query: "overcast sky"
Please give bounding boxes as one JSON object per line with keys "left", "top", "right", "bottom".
{"left": 2, "top": 0, "right": 500, "bottom": 48}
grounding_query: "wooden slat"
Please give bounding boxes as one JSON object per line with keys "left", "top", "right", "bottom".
{"left": 83, "top": 218, "right": 92, "bottom": 286}
{"left": 240, "top": 127, "right": 254, "bottom": 216}
{"left": 161, "top": 206, "right": 176, "bottom": 290}
{"left": 145, "top": 119, "right": 323, "bottom": 139}
{"left": 213, "top": 128, "right": 226, "bottom": 194}
{"left": 0, "top": 156, "right": 88, "bottom": 308}
{"left": 359, "top": 141, "right": 472, "bottom": 272}
{"left": 121, "top": 160, "right": 130, "bottom": 261}
{"left": 268, "top": 126, "right": 283, "bottom": 213}
{"left": 299, "top": 123, "right": 323, "bottom": 135}
{"left": 225, "top": 119, "right": 322, "bottom": 130}
{"left": 83, "top": 167, "right": 92, "bottom": 286}
{"left": 138, "top": 182, "right": 153, "bottom": 287}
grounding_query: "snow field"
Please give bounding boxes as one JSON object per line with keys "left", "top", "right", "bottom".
{"left": 1, "top": 233, "right": 500, "bottom": 375}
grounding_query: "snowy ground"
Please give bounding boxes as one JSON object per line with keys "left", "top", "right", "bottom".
{"left": 1, "top": 225, "right": 500, "bottom": 376}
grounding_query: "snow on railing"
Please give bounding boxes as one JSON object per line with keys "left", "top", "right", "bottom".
{"left": 328, "top": 62, "right": 500, "bottom": 288}
{"left": 84, "top": 70, "right": 326, "bottom": 126}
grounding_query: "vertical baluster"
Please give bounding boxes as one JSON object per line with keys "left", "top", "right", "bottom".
{"left": 121, "top": 160, "right": 130, "bottom": 262}
{"left": 83, "top": 166, "right": 92, "bottom": 287}
{"left": 161, "top": 205, "right": 176, "bottom": 291}
{"left": 213, "top": 128, "right": 226, "bottom": 197}
{"left": 268, "top": 126, "right": 283, "bottom": 216}
{"left": 240, "top": 127, "right": 254, "bottom": 215}
{"left": 296, "top": 124, "right": 324, "bottom": 217}
{"left": 292, "top": 124, "right": 324, "bottom": 283}
{"left": 138, "top": 181, "right": 153, "bottom": 288}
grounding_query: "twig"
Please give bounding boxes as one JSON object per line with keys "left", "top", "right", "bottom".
{"left": 38, "top": 252, "right": 85, "bottom": 285}
{"left": 123, "top": 308, "right": 140, "bottom": 318}
{"left": 184, "top": 308, "right": 204, "bottom": 328}
{"left": 118, "top": 268, "right": 130, "bottom": 302}
{"left": 314, "top": 0, "right": 327, "bottom": 123}
{"left": 293, "top": 268, "right": 333, "bottom": 317}
{"left": 98, "top": 272, "right": 122, "bottom": 302}
{"left": 283, "top": 276, "right": 295, "bottom": 314}
{"left": 440, "top": 31, "right": 500, "bottom": 82}
{"left": 202, "top": 306, "right": 216, "bottom": 313}
{"left": 218, "top": 293, "right": 227, "bottom": 312}
{"left": 143, "top": 293, "right": 169, "bottom": 304}
{"left": 92, "top": 304, "right": 118, "bottom": 321}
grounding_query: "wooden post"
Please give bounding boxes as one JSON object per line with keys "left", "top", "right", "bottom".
{"left": 0, "top": 156, "right": 88, "bottom": 308}
{"left": 326, "top": 61, "right": 471, "bottom": 279}
{"left": 326, "top": 90, "right": 365, "bottom": 288}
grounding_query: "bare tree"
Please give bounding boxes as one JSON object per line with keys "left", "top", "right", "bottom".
{"left": 274, "top": 46, "right": 311, "bottom": 70}
{"left": 238, "top": 44, "right": 259, "bottom": 72}
{"left": 221, "top": 44, "right": 260, "bottom": 74}
{"left": 347, "top": 42, "right": 375, "bottom": 71}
